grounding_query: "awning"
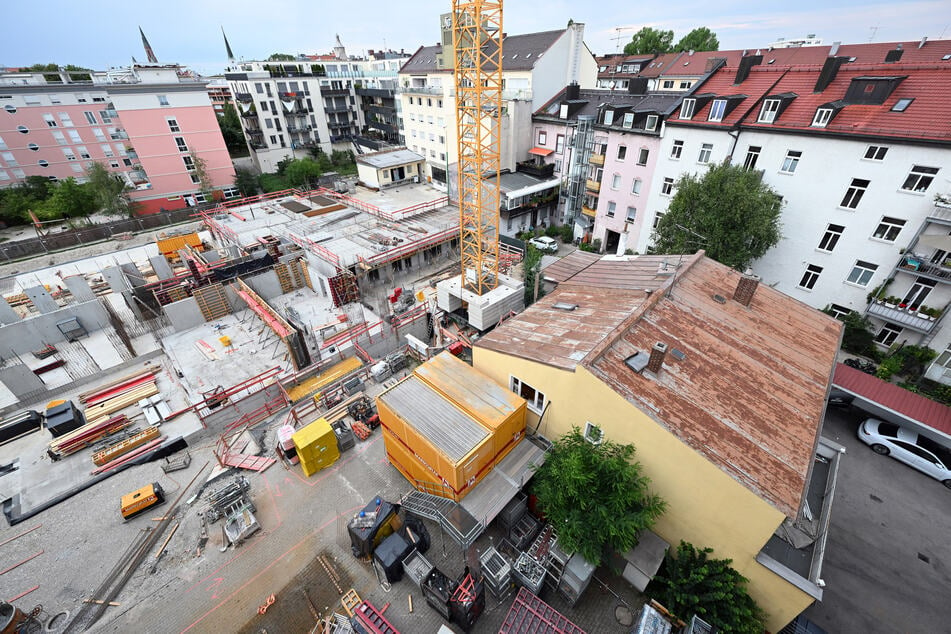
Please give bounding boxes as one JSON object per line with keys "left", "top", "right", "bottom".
{"left": 917, "top": 233, "right": 951, "bottom": 252}
{"left": 528, "top": 147, "right": 554, "bottom": 156}
{"left": 505, "top": 177, "right": 561, "bottom": 199}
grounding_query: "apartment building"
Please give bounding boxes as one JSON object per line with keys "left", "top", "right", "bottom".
{"left": 637, "top": 39, "right": 951, "bottom": 379}
{"left": 397, "top": 16, "right": 598, "bottom": 190}
{"left": 225, "top": 45, "right": 407, "bottom": 172}
{"left": 0, "top": 64, "right": 235, "bottom": 213}
{"left": 205, "top": 77, "right": 233, "bottom": 115}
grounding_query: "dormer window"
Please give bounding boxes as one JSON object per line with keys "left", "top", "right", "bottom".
{"left": 708, "top": 99, "right": 727, "bottom": 122}
{"left": 891, "top": 98, "right": 914, "bottom": 112}
{"left": 622, "top": 112, "right": 634, "bottom": 128}
{"left": 645, "top": 114, "right": 658, "bottom": 131}
{"left": 603, "top": 109, "right": 614, "bottom": 126}
{"left": 680, "top": 98, "right": 696, "bottom": 119}
{"left": 812, "top": 108, "right": 833, "bottom": 127}
{"left": 758, "top": 99, "right": 780, "bottom": 123}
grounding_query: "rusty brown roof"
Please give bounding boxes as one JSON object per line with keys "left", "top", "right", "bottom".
{"left": 566, "top": 255, "right": 682, "bottom": 291}
{"left": 477, "top": 252, "right": 842, "bottom": 518}
{"left": 541, "top": 250, "right": 600, "bottom": 283}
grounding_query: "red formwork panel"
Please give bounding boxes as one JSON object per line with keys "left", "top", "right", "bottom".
{"left": 498, "top": 587, "right": 587, "bottom": 634}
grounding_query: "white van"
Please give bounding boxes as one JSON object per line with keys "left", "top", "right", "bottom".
{"left": 857, "top": 418, "right": 951, "bottom": 489}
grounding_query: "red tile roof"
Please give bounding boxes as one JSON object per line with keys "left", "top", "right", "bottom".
{"left": 833, "top": 364, "right": 951, "bottom": 436}
{"left": 668, "top": 66, "right": 788, "bottom": 127}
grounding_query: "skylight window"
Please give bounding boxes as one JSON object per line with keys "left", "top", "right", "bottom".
{"left": 943, "top": 54, "right": 951, "bottom": 61}
{"left": 891, "top": 98, "right": 914, "bottom": 112}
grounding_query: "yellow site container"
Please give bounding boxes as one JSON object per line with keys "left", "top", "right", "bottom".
{"left": 292, "top": 417, "right": 340, "bottom": 477}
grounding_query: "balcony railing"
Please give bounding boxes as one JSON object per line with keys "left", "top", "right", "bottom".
{"left": 867, "top": 301, "right": 940, "bottom": 333}
{"left": 588, "top": 153, "right": 605, "bottom": 166}
{"left": 895, "top": 254, "right": 951, "bottom": 284}
{"left": 356, "top": 87, "right": 395, "bottom": 99}
{"left": 235, "top": 92, "right": 253, "bottom": 102}
{"left": 329, "top": 120, "right": 352, "bottom": 128}
{"left": 585, "top": 178, "right": 601, "bottom": 193}
{"left": 110, "top": 130, "right": 128, "bottom": 140}
{"left": 516, "top": 162, "right": 555, "bottom": 179}
{"left": 322, "top": 88, "right": 350, "bottom": 96}
{"left": 325, "top": 104, "right": 351, "bottom": 113}
{"left": 129, "top": 170, "right": 148, "bottom": 184}
{"left": 240, "top": 109, "right": 258, "bottom": 118}
{"left": 581, "top": 206, "right": 597, "bottom": 218}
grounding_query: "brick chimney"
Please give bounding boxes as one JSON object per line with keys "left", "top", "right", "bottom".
{"left": 646, "top": 342, "right": 668, "bottom": 374}
{"left": 733, "top": 273, "right": 761, "bottom": 307}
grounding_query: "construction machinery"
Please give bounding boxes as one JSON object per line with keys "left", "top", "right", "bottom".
{"left": 120, "top": 482, "right": 166, "bottom": 520}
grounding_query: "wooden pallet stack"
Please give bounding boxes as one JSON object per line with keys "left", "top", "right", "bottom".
{"left": 92, "top": 426, "right": 161, "bottom": 466}
{"left": 47, "top": 414, "right": 131, "bottom": 458}
{"left": 79, "top": 367, "right": 161, "bottom": 428}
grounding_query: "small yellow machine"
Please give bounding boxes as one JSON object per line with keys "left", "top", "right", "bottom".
{"left": 120, "top": 482, "right": 166, "bottom": 520}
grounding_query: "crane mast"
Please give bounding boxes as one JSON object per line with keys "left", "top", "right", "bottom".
{"left": 452, "top": 0, "right": 503, "bottom": 295}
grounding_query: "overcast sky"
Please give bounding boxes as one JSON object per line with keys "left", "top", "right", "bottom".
{"left": 2, "top": 0, "right": 950, "bottom": 75}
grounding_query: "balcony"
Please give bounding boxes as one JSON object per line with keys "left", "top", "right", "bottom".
{"left": 240, "top": 109, "right": 258, "bottom": 119}
{"left": 322, "top": 88, "right": 350, "bottom": 96}
{"left": 581, "top": 206, "right": 597, "bottom": 218}
{"left": 867, "top": 301, "right": 940, "bottom": 334}
{"left": 329, "top": 120, "right": 352, "bottom": 129}
{"left": 588, "top": 153, "right": 605, "bottom": 166}
{"left": 357, "top": 87, "right": 395, "bottom": 99}
{"left": 516, "top": 161, "right": 555, "bottom": 179}
{"left": 895, "top": 254, "right": 951, "bottom": 285}
{"left": 278, "top": 91, "right": 305, "bottom": 99}
{"left": 110, "top": 130, "right": 128, "bottom": 140}
{"left": 585, "top": 178, "right": 601, "bottom": 193}
{"left": 128, "top": 169, "right": 149, "bottom": 184}
{"left": 325, "top": 104, "right": 351, "bottom": 114}
{"left": 235, "top": 92, "right": 253, "bottom": 102}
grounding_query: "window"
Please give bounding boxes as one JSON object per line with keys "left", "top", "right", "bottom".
{"left": 679, "top": 81, "right": 691, "bottom": 89}
{"left": 817, "top": 224, "right": 845, "bottom": 252}
{"left": 611, "top": 173, "right": 621, "bottom": 189}
{"left": 799, "top": 264, "right": 822, "bottom": 290}
{"left": 864, "top": 145, "right": 888, "bottom": 161}
{"left": 77, "top": 146, "right": 90, "bottom": 159}
{"left": 58, "top": 113, "right": 73, "bottom": 127}
{"left": 901, "top": 165, "right": 938, "bottom": 193}
{"left": 92, "top": 127, "right": 105, "bottom": 141}
{"left": 780, "top": 150, "right": 801, "bottom": 174}
{"left": 0, "top": 170, "right": 8, "bottom": 181}
{"left": 891, "top": 98, "right": 913, "bottom": 112}
{"left": 167, "top": 117, "right": 180, "bottom": 133}
{"left": 67, "top": 130, "right": 81, "bottom": 143}
{"left": 62, "top": 147, "right": 76, "bottom": 161}
{"left": 617, "top": 145, "right": 627, "bottom": 161}
{"left": 44, "top": 113, "right": 58, "bottom": 127}
{"left": 708, "top": 99, "right": 727, "bottom": 122}
{"left": 680, "top": 99, "right": 696, "bottom": 119}
{"left": 555, "top": 135, "right": 564, "bottom": 154}
{"left": 622, "top": 112, "right": 634, "bottom": 129}
{"left": 744, "top": 146, "right": 761, "bottom": 170}
{"left": 38, "top": 159, "right": 49, "bottom": 168}
{"left": 840, "top": 178, "right": 870, "bottom": 208}
{"left": 812, "top": 108, "right": 833, "bottom": 127}
{"left": 158, "top": 95, "right": 169, "bottom": 106}
{"left": 99, "top": 109, "right": 112, "bottom": 123}
{"left": 758, "top": 99, "right": 780, "bottom": 123}
{"left": 51, "top": 130, "right": 66, "bottom": 145}
{"left": 175, "top": 137, "right": 188, "bottom": 152}
{"left": 83, "top": 111, "right": 96, "bottom": 124}
{"left": 653, "top": 211, "right": 665, "bottom": 229}
{"left": 670, "top": 140, "right": 683, "bottom": 160}
{"left": 1, "top": 152, "right": 16, "bottom": 167}
{"left": 190, "top": 173, "right": 201, "bottom": 184}
{"left": 661, "top": 177, "right": 675, "bottom": 196}
{"left": 101, "top": 143, "right": 114, "bottom": 157}
{"left": 846, "top": 260, "right": 878, "bottom": 286}
{"left": 631, "top": 178, "right": 642, "bottom": 195}
{"left": 0, "top": 136, "right": 4, "bottom": 150}
{"left": 662, "top": 80, "right": 674, "bottom": 89}
{"left": 872, "top": 217, "right": 906, "bottom": 241}
{"left": 874, "top": 323, "right": 902, "bottom": 346}
{"left": 4, "top": 104, "right": 16, "bottom": 114}
{"left": 645, "top": 115, "right": 658, "bottom": 131}
{"left": 510, "top": 376, "right": 545, "bottom": 413}
{"left": 626, "top": 206, "right": 636, "bottom": 221}
{"left": 607, "top": 201, "right": 616, "bottom": 217}
{"left": 698, "top": 143, "right": 713, "bottom": 164}
{"left": 903, "top": 278, "right": 935, "bottom": 308}
{"left": 828, "top": 304, "right": 851, "bottom": 319}
{"left": 182, "top": 155, "right": 195, "bottom": 171}
{"left": 109, "top": 160, "right": 119, "bottom": 168}
{"left": 637, "top": 148, "right": 649, "bottom": 165}
{"left": 934, "top": 346, "right": 951, "bottom": 370}
{"left": 537, "top": 130, "right": 547, "bottom": 145}
{"left": 27, "top": 143, "right": 38, "bottom": 151}
{"left": 16, "top": 125, "right": 28, "bottom": 134}
{"left": 603, "top": 110, "right": 614, "bottom": 126}
{"left": 223, "top": 186, "right": 240, "bottom": 199}
{"left": 583, "top": 422, "right": 604, "bottom": 445}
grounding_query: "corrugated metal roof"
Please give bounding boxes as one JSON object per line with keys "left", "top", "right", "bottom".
{"left": 379, "top": 376, "right": 488, "bottom": 462}
{"left": 833, "top": 363, "right": 951, "bottom": 436}
{"left": 542, "top": 250, "right": 600, "bottom": 283}
{"left": 399, "top": 30, "right": 565, "bottom": 74}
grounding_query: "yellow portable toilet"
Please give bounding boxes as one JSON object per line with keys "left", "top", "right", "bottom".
{"left": 292, "top": 418, "right": 340, "bottom": 477}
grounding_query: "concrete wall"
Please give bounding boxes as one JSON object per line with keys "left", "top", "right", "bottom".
{"left": 242, "top": 270, "right": 283, "bottom": 301}
{"left": 0, "top": 301, "right": 110, "bottom": 355}
{"left": 472, "top": 346, "right": 814, "bottom": 632}
{"left": 0, "top": 364, "right": 46, "bottom": 400}
{"left": 165, "top": 297, "right": 204, "bottom": 332}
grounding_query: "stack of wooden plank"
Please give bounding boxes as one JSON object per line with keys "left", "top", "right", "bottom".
{"left": 47, "top": 414, "right": 130, "bottom": 458}
{"left": 92, "top": 426, "right": 161, "bottom": 467}
{"left": 80, "top": 367, "right": 161, "bottom": 426}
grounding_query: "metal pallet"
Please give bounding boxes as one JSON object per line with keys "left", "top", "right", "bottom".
{"left": 498, "top": 587, "right": 587, "bottom": 634}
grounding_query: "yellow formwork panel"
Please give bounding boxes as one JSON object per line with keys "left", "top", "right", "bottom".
{"left": 292, "top": 417, "right": 340, "bottom": 477}
{"left": 283, "top": 356, "right": 364, "bottom": 403}
{"left": 156, "top": 233, "right": 203, "bottom": 257}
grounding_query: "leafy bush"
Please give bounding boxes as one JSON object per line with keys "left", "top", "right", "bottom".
{"left": 544, "top": 225, "right": 561, "bottom": 238}
{"left": 648, "top": 541, "right": 766, "bottom": 633}
{"left": 523, "top": 244, "right": 544, "bottom": 306}
{"left": 557, "top": 223, "right": 574, "bottom": 243}
{"left": 831, "top": 309, "right": 881, "bottom": 361}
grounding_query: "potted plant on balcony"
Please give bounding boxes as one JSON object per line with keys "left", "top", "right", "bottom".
{"left": 884, "top": 296, "right": 899, "bottom": 309}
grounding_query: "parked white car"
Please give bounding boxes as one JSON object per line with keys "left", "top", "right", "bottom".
{"left": 528, "top": 236, "right": 558, "bottom": 253}
{"left": 857, "top": 418, "right": 951, "bottom": 489}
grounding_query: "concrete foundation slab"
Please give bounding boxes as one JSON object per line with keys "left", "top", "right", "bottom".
{"left": 79, "top": 330, "right": 124, "bottom": 370}
{"left": 24, "top": 286, "right": 58, "bottom": 314}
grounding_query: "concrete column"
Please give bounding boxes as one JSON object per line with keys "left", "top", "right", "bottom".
{"left": 149, "top": 255, "right": 174, "bottom": 280}
{"left": 0, "top": 298, "right": 20, "bottom": 325}
{"left": 63, "top": 275, "right": 96, "bottom": 302}
{"left": 25, "top": 286, "right": 58, "bottom": 314}
{"left": 101, "top": 266, "right": 128, "bottom": 294}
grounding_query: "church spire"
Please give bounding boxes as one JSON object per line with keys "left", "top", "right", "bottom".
{"left": 139, "top": 26, "right": 158, "bottom": 64}
{"left": 222, "top": 27, "right": 235, "bottom": 63}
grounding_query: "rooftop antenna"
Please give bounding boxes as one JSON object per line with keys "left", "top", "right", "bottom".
{"left": 609, "top": 26, "right": 635, "bottom": 91}
{"left": 868, "top": 26, "right": 879, "bottom": 42}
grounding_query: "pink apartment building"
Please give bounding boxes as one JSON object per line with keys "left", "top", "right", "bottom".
{"left": 531, "top": 83, "right": 682, "bottom": 253}
{"left": 0, "top": 64, "right": 235, "bottom": 214}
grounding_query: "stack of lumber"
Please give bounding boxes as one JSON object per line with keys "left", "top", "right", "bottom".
{"left": 91, "top": 435, "right": 166, "bottom": 475}
{"left": 80, "top": 368, "right": 161, "bottom": 426}
{"left": 92, "top": 426, "right": 160, "bottom": 466}
{"left": 48, "top": 414, "right": 130, "bottom": 458}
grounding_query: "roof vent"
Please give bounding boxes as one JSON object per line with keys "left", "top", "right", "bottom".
{"left": 712, "top": 294, "right": 727, "bottom": 304}
{"left": 919, "top": 36, "right": 928, "bottom": 49}
{"left": 670, "top": 348, "right": 686, "bottom": 361}
{"left": 552, "top": 302, "right": 578, "bottom": 311}
{"left": 624, "top": 351, "right": 650, "bottom": 373}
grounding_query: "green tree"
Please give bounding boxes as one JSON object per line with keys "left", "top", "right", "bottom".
{"left": 283, "top": 158, "right": 322, "bottom": 188}
{"left": 674, "top": 27, "right": 720, "bottom": 52}
{"left": 532, "top": 428, "right": 666, "bottom": 566}
{"left": 649, "top": 541, "right": 766, "bottom": 633}
{"left": 267, "top": 53, "right": 295, "bottom": 61}
{"left": 216, "top": 103, "right": 247, "bottom": 156}
{"left": 829, "top": 309, "right": 880, "bottom": 361}
{"left": 522, "top": 244, "right": 544, "bottom": 306}
{"left": 652, "top": 163, "right": 782, "bottom": 270}
{"left": 234, "top": 167, "right": 259, "bottom": 197}
{"left": 189, "top": 151, "right": 214, "bottom": 201}
{"left": 85, "top": 162, "right": 133, "bottom": 217}
{"left": 0, "top": 188, "right": 37, "bottom": 225}
{"left": 41, "top": 178, "right": 96, "bottom": 219}
{"left": 23, "top": 63, "right": 59, "bottom": 72}
{"left": 623, "top": 27, "right": 674, "bottom": 55}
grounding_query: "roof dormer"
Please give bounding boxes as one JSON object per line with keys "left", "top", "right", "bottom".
{"left": 842, "top": 76, "right": 906, "bottom": 105}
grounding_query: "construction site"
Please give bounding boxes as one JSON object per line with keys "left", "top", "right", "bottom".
{"left": 0, "top": 1, "right": 684, "bottom": 633}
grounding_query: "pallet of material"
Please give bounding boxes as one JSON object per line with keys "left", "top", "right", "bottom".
{"left": 92, "top": 426, "right": 160, "bottom": 466}
{"left": 83, "top": 384, "right": 160, "bottom": 424}
{"left": 78, "top": 367, "right": 161, "bottom": 405}
{"left": 48, "top": 414, "right": 130, "bottom": 458}
{"left": 91, "top": 436, "right": 166, "bottom": 475}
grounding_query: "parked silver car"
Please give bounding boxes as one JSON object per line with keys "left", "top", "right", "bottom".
{"left": 857, "top": 418, "right": 951, "bottom": 489}
{"left": 528, "top": 236, "right": 559, "bottom": 253}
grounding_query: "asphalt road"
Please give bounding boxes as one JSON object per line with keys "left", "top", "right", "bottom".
{"left": 803, "top": 406, "right": 951, "bottom": 633}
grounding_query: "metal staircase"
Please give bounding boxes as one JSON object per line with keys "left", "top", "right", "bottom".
{"left": 400, "top": 489, "right": 483, "bottom": 549}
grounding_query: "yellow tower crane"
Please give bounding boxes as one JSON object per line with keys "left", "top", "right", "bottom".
{"left": 452, "top": 0, "right": 503, "bottom": 295}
